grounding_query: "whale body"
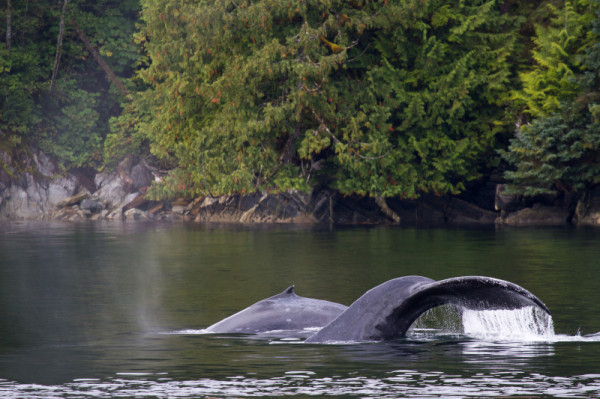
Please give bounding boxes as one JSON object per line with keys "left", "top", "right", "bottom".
{"left": 205, "top": 275, "right": 550, "bottom": 342}
{"left": 205, "top": 285, "right": 348, "bottom": 334}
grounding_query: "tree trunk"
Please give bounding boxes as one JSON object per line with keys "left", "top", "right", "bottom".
{"left": 50, "top": 0, "right": 69, "bottom": 93}
{"left": 6, "top": 0, "right": 11, "bottom": 51}
{"left": 280, "top": 118, "right": 302, "bottom": 164}
{"left": 20, "top": 0, "right": 29, "bottom": 45}
{"left": 375, "top": 195, "right": 401, "bottom": 224}
{"left": 70, "top": 17, "right": 129, "bottom": 98}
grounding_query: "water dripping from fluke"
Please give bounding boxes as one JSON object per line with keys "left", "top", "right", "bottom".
{"left": 461, "top": 306, "right": 555, "bottom": 342}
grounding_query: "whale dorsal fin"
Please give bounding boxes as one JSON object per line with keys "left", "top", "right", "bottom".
{"left": 266, "top": 285, "right": 297, "bottom": 301}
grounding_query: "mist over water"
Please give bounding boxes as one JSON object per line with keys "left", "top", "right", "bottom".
{"left": 1, "top": 223, "right": 600, "bottom": 398}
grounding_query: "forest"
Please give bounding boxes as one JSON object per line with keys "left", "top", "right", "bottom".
{"left": 1, "top": 0, "right": 599, "bottom": 203}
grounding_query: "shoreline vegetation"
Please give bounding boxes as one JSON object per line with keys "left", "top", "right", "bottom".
{"left": 1, "top": 1, "right": 600, "bottom": 226}
{"left": 1, "top": 146, "right": 599, "bottom": 226}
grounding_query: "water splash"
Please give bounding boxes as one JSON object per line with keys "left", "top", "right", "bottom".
{"left": 461, "top": 306, "right": 555, "bottom": 341}
{"left": 163, "top": 329, "right": 210, "bottom": 334}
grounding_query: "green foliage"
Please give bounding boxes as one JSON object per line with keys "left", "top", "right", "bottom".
{"left": 513, "top": 0, "right": 596, "bottom": 119}
{"left": 503, "top": 114, "right": 600, "bottom": 196}
{"left": 331, "top": 0, "right": 517, "bottom": 198}
{"left": 503, "top": 0, "right": 600, "bottom": 196}
{"left": 145, "top": 169, "right": 192, "bottom": 200}
{"left": 71, "top": 0, "right": 141, "bottom": 77}
{"left": 3, "top": 0, "right": 599, "bottom": 202}
{"left": 37, "top": 79, "right": 103, "bottom": 168}
{"left": 0, "top": 0, "right": 141, "bottom": 169}
{"left": 104, "top": 102, "right": 148, "bottom": 168}
{"left": 135, "top": 0, "right": 518, "bottom": 199}
{"left": 0, "top": 0, "right": 54, "bottom": 136}
{"left": 0, "top": 41, "right": 46, "bottom": 134}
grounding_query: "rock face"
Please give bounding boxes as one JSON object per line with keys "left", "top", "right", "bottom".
{"left": 574, "top": 188, "right": 600, "bottom": 226}
{"left": 1, "top": 149, "right": 500, "bottom": 225}
{"left": 494, "top": 184, "right": 521, "bottom": 212}
{"left": 192, "top": 191, "right": 318, "bottom": 224}
{"left": 0, "top": 149, "right": 79, "bottom": 220}
{"left": 189, "top": 190, "right": 498, "bottom": 226}
{"left": 57, "top": 191, "right": 90, "bottom": 208}
{"left": 130, "top": 163, "right": 153, "bottom": 191}
{"left": 4, "top": 147, "right": 600, "bottom": 227}
{"left": 496, "top": 204, "right": 570, "bottom": 227}
{"left": 80, "top": 198, "right": 104, "bottom": 213}
{"left": 0, "top": 148, "right": 154, "bottom": 222}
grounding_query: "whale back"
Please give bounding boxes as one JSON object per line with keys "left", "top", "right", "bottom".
{"left": 205, "top": 286, "right": 348, "bottom": 334}
{"left": 305, "top": 276, "right": 434, "bottom": 342}
{"left": 305, "top": 276, "right": 550, "bottom": 343}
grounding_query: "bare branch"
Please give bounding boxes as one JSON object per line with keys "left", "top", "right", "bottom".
{"left": 70, "top": 17, "right": 130, "bottom": 98}
{"left": 5, "top": 0, "right": 11, "bottom": 51}
{"left": 50, "top": 0, "right": 68, "bottom": 93}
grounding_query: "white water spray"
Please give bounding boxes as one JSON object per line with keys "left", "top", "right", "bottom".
{"left": 461, "top": 306, "right": 555, "bottom": 341}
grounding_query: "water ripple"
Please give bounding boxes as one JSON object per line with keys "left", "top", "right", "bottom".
{"left": 2, "top": 370, "right": 600, "bottom": 398}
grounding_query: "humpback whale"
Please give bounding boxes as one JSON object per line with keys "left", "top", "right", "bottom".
{"left": 205, "top": 276, "right": 550, "bottom": 343}
{"left": 205, "top": 285, "right": 348, "bottom": 334}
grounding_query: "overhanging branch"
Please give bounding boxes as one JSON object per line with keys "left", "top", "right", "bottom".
{"left": 70, "top": 17, "right": 130, "bottom": 98}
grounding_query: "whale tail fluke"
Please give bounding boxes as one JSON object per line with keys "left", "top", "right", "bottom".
{"left": 305, "top": 276, "right": 549, "bottom": 343}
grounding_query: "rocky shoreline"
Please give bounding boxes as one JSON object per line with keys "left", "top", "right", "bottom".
{"left": 1, "top": 148, "right": 599, "bottom": 227}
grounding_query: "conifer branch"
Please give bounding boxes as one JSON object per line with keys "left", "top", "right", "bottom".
{"left": 310, "top": 109, "right": 389, "bottom": 161}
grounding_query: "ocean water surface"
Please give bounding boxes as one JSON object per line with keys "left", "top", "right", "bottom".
{"left": 0, "top": 222, "right": 599, "bottom": 398}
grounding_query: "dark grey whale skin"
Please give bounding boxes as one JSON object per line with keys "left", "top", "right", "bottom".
{"left": 205, "top": 276, "right": 550, "bottom": 342}
{"left": 306, "top": 275, "right": 550, "bottom": 342}
{"left": 204, "top": 285, "right": 348, "bottom": 334}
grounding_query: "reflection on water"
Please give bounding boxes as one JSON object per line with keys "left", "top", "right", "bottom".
{"left": 1, "top": 222, "right": 600, "bottom": 397}
{"left": 2, "top": 359, "right": 600, "bottom": 398}
{"left": 460, "top": 340, "right": 556, "bottom": 367}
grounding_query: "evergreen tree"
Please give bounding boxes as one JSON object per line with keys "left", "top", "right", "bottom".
{"left": 503, "top": 0, "right": 600, "bottom": 196}
{"left": 133, "top": 0, "right": 518, "bottom": 199}
{"left": 0, "top": 0, "right": 140, "bottom": 169}
{"left": 513, "top": 0, "right": 595, "bottom": 119}
{"left": 332, "top": 0, "right": 518, "bottom": 198}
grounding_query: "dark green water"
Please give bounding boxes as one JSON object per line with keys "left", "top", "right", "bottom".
{"left": 0, "top": 222, "right": 600, "bottom": 398}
